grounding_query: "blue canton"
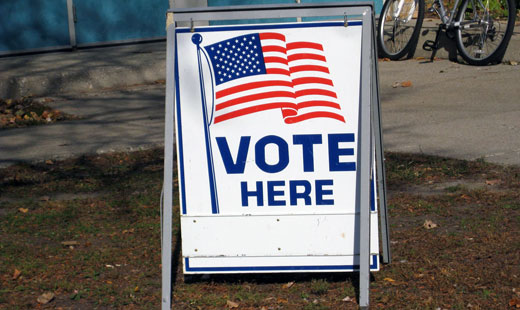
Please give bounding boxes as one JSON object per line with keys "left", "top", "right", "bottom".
{"left": 205, "top": 34, "right": 267, "bottom": 86}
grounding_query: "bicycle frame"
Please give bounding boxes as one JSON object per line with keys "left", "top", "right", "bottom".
{"left": 433, "top": 0, "right": 462, "bottom": 25}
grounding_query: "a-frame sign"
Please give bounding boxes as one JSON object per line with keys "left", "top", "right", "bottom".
{"left": 162, "top": 3, "right": 390, "bottom": 309}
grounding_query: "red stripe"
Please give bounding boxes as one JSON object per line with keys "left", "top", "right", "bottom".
{"left": 262, "top": 45, "right": 286, "bottom": 53}
{"left": 259, "top": 32, "right": 286, "bottom": 41}
{"left": 264, "top": 56, "right": 288, "bottom": 65}
{"left": 216, "top": 80, "right": 293, "bottom": 99}
{"left": 295, "top": 89, "right": 337, "bottom": 98}
{"left": 287, "top": 53, "right": 326, "bottom": 62}
{"left": 266, "top": 68, "right": 290, "bottom": 76}
{"left": 214, "top": 102, "right": 297, "bottom": 124}
{"left": 286, "top": 42, "right": 323, "bottom": 51}
{"left": 216, "top": 91, "right": 296, "bottom": 110}
{"left": 293, "top": 77, "right": 333, "bottom": 86}
{"left": 296, "top": 100, "right": 341, "bottom": 109}
{"left": 290, "top": 65, "right": 330, "bottom": 74}
{"left": 284, "top": 111, "right": 346, "bottom": 124}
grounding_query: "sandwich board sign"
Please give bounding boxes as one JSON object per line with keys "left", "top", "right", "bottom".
{"left": 162, "top": 3, "right": 389, "bottom": 309}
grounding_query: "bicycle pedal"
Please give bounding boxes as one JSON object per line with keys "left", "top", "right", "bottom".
{"left": 423, "top": 40, "right": 437, "bottom": 51}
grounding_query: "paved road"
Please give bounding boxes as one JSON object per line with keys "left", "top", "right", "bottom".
{"left": 1, "top": 59, "right": 519, "bottom": 168}
{"left": 0, "top": 85, "right": 164, "bottom": 167}
{"left": 379, "top": 59, "right": 520, "bottom": 165}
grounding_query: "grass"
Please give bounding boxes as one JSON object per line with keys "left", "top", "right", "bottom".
{"left": 0, "top": 149, "right": 519, "bottom": 309}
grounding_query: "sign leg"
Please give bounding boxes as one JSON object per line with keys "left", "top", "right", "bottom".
{"left": 162, "top": 13, "right": 176, "bottom": 310}
{"left": 371, "top": 13, "right": 391, "bottom": 265}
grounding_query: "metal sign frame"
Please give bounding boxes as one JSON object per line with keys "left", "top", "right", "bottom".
{"left": 163, "top": 3, "right": 389, "bottom": 309}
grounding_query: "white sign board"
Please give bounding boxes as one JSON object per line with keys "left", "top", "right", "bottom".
{"left": 174, "top": 21, "right": 379, "bottom": 273}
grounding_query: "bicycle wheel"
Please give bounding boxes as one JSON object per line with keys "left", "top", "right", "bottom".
{"left": 378, "top": 0, "right": 425, "bottom": 60}
{"left": 455, "top": 0, "right": 516, "bottom": 65}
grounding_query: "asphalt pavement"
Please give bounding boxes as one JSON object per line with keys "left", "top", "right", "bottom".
{"left": 0, "top": 41, "right": 519, "bottom": 168}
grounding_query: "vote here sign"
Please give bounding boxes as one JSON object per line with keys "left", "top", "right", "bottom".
{"left": 174, "top": 21, "right": 379, "bottom": 273}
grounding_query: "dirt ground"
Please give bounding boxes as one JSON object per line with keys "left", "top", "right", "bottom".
{"left": 0, "top": 149, "right": 518, "bottom": 309}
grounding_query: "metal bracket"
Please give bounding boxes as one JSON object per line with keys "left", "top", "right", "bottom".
{"left": 344, "top": 13, "right": 349, "bottom": 27}
{"left": 190, "top": 18, "right": 195, "bottom": 32}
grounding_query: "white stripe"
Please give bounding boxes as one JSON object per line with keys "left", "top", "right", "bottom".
{"left": 216, "top": 85, "right": 295, "bottom": 103}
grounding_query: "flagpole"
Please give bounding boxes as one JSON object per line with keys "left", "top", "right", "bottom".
{"left": 192, "top": 33, "right": 220, "bottom": 214}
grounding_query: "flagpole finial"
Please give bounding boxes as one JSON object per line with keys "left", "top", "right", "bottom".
{"left": 192, "top": 34, "right": 202, "bottom": 46}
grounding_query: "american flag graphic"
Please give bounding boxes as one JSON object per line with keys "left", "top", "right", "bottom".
{"left": 204, "top": 32, "right": 345, "bottom": 124}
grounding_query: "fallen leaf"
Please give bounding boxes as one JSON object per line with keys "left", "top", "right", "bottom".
{"left": 401, "top": 80, "right": 413, "bottom": 87}
{"left": 61, "top": 241, "right": 79, "bottom": 246}
{"left": 424, "top": 220, "right": 438, "bottom": 229}
{"left": 383, "top": 57, "right": 391, "bottom": 61}
{"left": 416, "top": 56, "right": 425, "bottom": 60}
{"left": 226, "top": 300, "right": 239, "bottom": 308}
{"left": 37, "top": 292, "right": 55, "bottom": 304}
{"left": 282, "top": 281, "right": 295, "bottom": 289}
{"left": 134, "top": 286, "right": 139, "bottom": 292}
{"left": 392, "top": 82, "right": 400, "bottom": 88}
{"left": 18, "top": 208, "right": 29, "bottom": 213}
{"left": 342, "top": 296, "right": 353, "bottom": 302}
{"left": 12, "top": 269, "right": 21, "bottom": 280}
{"left": 510, "top": 298, "right": 520, "bottom": 307}
{"left": 45, "top": 160, "right": 53, "bottom": 165}
{"left": 384, "top": 277, "right": 396, "bottom": 282}
{"left": 485, "top": 179, "right": 500, "bottom": 186}
{"left": 277, "top": 298, "right": 288, "bottom": 303}
{"left": 509, "top": 60, "right": 518, "bottom": 66}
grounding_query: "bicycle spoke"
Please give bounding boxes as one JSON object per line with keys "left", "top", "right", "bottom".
{"left": 378, "top": 0, "right": 423, "bottom": 58}
{"left": 456, "top": 0, "right": 514, "bottom": 64}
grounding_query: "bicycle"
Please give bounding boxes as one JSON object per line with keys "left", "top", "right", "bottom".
{"left": 377, "top": 0, "right": 516, "bottom": 65}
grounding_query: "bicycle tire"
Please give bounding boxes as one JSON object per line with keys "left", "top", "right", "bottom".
{"left": 455, "top": 0, "right": 516, "bottom": 65}
{"left": 377, "top": 0, "right": 425, "bottom": 60}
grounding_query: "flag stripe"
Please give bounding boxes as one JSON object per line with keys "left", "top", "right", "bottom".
{"left": 266, "top": 68, "right": 290, "bottom": 75}
{"left": 216, "top": 90, "right": 296, "bottom": 111}
{"left": 264, "top": 56, "right": 288, "bottom": 65}
{"left": 288, "top": 53, "right": 326, "bottom": 62}
{"left": 293, "top": 77, "right": 333, "bottom": 86}
{"left": 259, "top": 32, "right": 285, "bottom": 40}
{"left": 216, "top": 80, "right": 293, "bottom": 99}
{"left": 290, "top": 65, "right": 330, "bottom": 74}
{"left": 214, "top": 102, "right": 297, "bottom": 124}
{"left": 295, "top": 89, "right": 337, "bottom": 98}
{"left": 262, "top": 45, "right": 287, "bottom": 53}
{"left": 297, "top": 100, "right": 342, "bottom": 109}
{"left": 286, "top": 42, "right": 323, "bottom": 50}
{"left": 284, "top": 111, "right": 346, "bottom": 124}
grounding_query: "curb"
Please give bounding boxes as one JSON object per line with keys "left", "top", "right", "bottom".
{"left": 0, "top": 42, "right": 167, "bottom": 99}
{"left": 0, "top": 22, "right": 519, "bottom": 99}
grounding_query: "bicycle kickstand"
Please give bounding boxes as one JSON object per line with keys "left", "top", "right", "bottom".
{"left": 423, "top": 24, "right": 443, "bottom": 62}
